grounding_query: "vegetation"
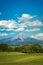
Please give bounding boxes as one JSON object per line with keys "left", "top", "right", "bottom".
{"left": 0, "top": 44, "right": 43, "bottom": 65}
{"left": 14, "top": 44, "right": 42, "bottom": 53}
{"left": 0, "top": 44, "right": 43, "bottom": 53}
{"left": 0, "top": 52, "right": 43, "bottom": 65}
{"left": 0, "top": 44, "right": 8, "bottom": 52}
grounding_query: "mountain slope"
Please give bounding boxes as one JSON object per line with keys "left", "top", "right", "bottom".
{"left": 0, "top": 33, "right": 43, "bottom": 45}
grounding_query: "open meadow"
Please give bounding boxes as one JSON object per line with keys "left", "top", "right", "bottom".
{"left": 0, "top": 52, "right": 43, "bottom": 65}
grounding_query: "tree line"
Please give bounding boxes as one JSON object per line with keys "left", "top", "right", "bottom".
{"left": 0, "top": 44, "right": 43, "bottom": 53}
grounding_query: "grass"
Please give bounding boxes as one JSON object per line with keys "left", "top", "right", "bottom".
{"left": 0, "top": 52, "right": 43, "bottom": 65}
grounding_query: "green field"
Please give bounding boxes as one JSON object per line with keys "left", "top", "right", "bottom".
{"left": 0, "top": 52, "right": 43, "bottom": 65}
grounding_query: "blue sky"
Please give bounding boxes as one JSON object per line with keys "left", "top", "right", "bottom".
{"left": 0, "top": 0, "right": 43, "bottom": 40}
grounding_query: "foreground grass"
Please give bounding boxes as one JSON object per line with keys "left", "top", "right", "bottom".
{"left": 0, "top": 52, "right": 43, "bottom": 65}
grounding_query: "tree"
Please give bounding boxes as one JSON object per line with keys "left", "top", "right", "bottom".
{"left": 14, "top": 44, "right": 42, "bottom": 53}
{"left": 0, "top": 44, "right": 8, "bottom": 52}
{"left": 31, "top": 44, "right": 42, "bottom": 53}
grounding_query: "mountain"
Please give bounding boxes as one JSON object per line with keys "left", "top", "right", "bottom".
{"left": 11, "top": 33, "right": 28, "bottom": 41}
{"left": 0, "top": 33, "right": 43, "bottom": 45}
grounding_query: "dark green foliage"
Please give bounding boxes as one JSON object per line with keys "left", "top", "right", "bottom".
{"left": 0, "top": 43, "right": 43, "bottom": 53}
{"left": 14, "top": 44, "right": 43, "bottom": 53}
{"left": 31, "top": 44, "right": 42, "bottom": 53}
{"left": 0, "top": 44, "right": 8, "bottom": 52}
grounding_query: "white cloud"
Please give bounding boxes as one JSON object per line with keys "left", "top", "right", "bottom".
{"left": 18, "top": 14, "right": 35, "bottom": 22}
{"left": 7, "top": 20, "right": 18, "bottom": 29}
{"left": 18, "top": 23, "right": 27, "bottom": 28}
{"left": 15, "top": 28, "right": 24, "bottom": 31}
{"left": 0, "top": 13, "right": 43, "bottom": 32}
{"left": 0, "top": 20, "right": 18, "bottom": 29}
{"left": 28, "top": 20, "right": 43, "bottom": 26}
{"left": 31, "top": 33, "right": 43, "bottom": 40}
{"left": 20, "top": 20, "right": 43, "bottom": 27}
{"left": 26, "top": 28, "right": 40, "bottom": 32}
{"left": 18, "top": 13, "right": 43, "bottom": 28}
{"left": 22, "top": 14, "right": 33, "bottom": 19}
{"left": 0, "top": 33, "right": 8, "bottom": 36}
{"left": 18, "top": 20, "right": 43, "bottom": 29}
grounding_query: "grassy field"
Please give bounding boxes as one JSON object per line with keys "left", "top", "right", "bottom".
{"left": 0, "top": 52, "right": 43, "bottom": 65}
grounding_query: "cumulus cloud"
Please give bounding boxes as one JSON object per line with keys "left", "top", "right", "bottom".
{"left": 18, "top": 14, "right": 43, "bottom": 28}
{"left": 18, "top": 14, "right": 35, "bottom": 22}
{"left": 0, "top": 33, "right": 8, "bottom": 36}
{"left": 18, "top": 20, "right": 43, "bottom": 30}
{"left": 0, "top": 13, "right": 43, "bottom": 33}
{"left": 26, "top": 28, "right": 40, "bottom": 32}
{"left": 0, "top": 20, "right": 18, "bottom": 29}
{"left": 28, "top": 20, "right": 43, "bottom": 26}
{"left": 18, "top": 23, "right": 27, "bottom": 28}
{"left": 31, "top": 33, "right": 43, "bottom": 40}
